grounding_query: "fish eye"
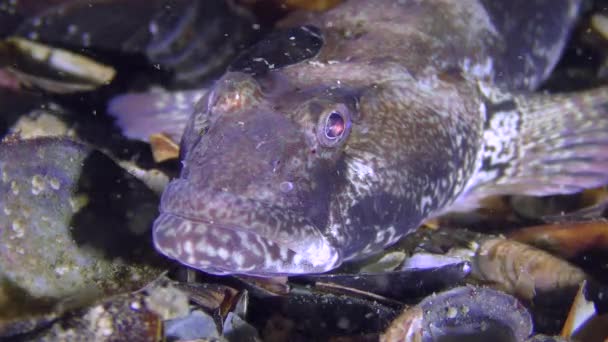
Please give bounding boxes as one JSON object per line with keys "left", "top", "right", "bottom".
{"left": 325, "top": 112, "right": 345, "bottom": 139}
{"left": 317, "top": 104, "right": 351, "bottom": 147}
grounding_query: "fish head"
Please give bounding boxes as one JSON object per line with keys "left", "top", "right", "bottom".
{"left": 154, "top": 71, "right": 360, "bottom": 276}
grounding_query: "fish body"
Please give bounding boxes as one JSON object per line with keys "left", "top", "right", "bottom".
{"left": 112, "top": 0, "right": 608, "bottom": 276}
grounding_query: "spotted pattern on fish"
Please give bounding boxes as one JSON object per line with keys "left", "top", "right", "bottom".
{"left": 472, "top": 84, "right": 523, "bottom": 187}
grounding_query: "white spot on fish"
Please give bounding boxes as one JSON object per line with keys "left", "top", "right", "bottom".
{"left": 346, "top": 157, "right": 375, "bottom": 178}
{"left": 303, "top": 239, "right": 339, "bottom": 268}
{"left": 218, "top": 233, "right": 231, "bottom": 244}
{"left": 179, "top": 220, "right": 192, "bottom": 234}
{"left": 420, "top": 195, "right": 433, "bottom": 213}
{"left": 10, "top": 181, "right": 19, "bottom": 195}
{"left": 477, "top": 81, "right": 513, "bottom": 103}
{"left": 11, "top": 219, "right": 24, "bottom": 238}
{"left": 183, "top": 240, "right": 194, "bottom": 255}
{"left": 233, "top": 252, "right": 245, "bottom": 267}
{"left": 461, "top": 57, "right": 494, "bottom": 80}
{"left": 217, "top": 248, "right": 229, "bottom": 260}
{"left": 187, "top": 255, "right": 196, "bottom": 264}
{"left": 279, "top": 246, "right": 289, "bottom": 260}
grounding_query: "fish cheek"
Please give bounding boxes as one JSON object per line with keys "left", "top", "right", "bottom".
{"left": 340, "top": 192, "right": 419, "bottom": 259}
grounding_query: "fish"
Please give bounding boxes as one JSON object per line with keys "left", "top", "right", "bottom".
{"left": 109, "top": 0, "right": 608, "bottom": 276}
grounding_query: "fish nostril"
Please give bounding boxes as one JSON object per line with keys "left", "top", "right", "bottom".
{"left": 272, "top": 159, "right": 281, "bottom": 172}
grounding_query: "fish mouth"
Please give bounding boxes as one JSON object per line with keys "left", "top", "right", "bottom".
{"left": 152, "top": 179, "right": 341, "bottom": 276}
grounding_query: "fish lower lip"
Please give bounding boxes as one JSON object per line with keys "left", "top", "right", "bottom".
{"left": 152, "top": 179, "right": 341, "bottom": 275}
{"left": 152, "top": 212, "right": 340, "bottom": 276}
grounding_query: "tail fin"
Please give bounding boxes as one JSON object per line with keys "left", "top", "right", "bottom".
{"left": 107, "top": 88, "right": 206, "bottom": 143}
{"left": 451, "top": 85, "right": 608, "bottom": 212}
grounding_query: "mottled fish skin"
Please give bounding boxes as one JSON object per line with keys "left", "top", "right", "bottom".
{"left": 149, "top": 0, "right": 608, "bottom": 276}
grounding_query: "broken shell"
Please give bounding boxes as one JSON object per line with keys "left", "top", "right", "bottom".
{"left": 149, "top": 133, "right": 180, "bottom": 163}
{"left": 561, "top": 280, "right": 608, "bottom": 341}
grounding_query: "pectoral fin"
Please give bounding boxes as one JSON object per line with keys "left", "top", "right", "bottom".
{"left": 449, "top": 85, "right": 608, "bottom": 212}
{"left": 107, "top": 88, "right": 206, "bottom": 143}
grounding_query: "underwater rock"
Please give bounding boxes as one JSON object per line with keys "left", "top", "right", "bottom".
{"left": 0, "top": 137, "right": 165, "bottom": 331}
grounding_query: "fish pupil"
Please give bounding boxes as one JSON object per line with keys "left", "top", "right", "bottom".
{"left": 325, "top": 112, "right": 345, "bottom": 139}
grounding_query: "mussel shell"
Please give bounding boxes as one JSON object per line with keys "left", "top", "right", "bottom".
{"left": 295, "top": 262, "right": 470, "bottom": 304}
{"left": 417, "top": 286, "right": 533, "bottom": 341}
{"left": 247, "top": 286, "right": 398, "bottom": 340}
